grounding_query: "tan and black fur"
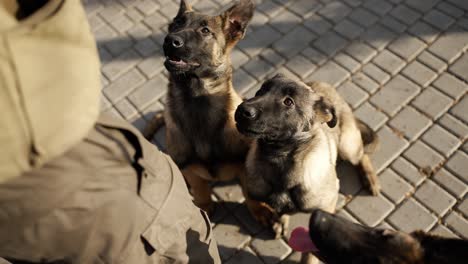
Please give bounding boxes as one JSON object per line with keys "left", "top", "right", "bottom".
{"left": 307, "top": 209, "right": 468, "bottom": 264}
{"left": 235, "top": 75, "right": 380, "bottom": 263}
{"left": 143, "top": 0, "right": 275, "bottom": 219}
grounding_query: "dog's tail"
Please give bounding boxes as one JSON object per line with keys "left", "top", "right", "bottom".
{"left": 143, "top": 112, "right": 165, "bottom": 140}
{"left": 356, "top": 118, "right": 379, "bottom": 155}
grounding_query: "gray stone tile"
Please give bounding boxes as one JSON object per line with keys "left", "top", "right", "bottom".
{"left": 346, "top": 192, "right": 395, "bottom": 227}
{"left": 406, "top": 0, "right": 441, "bottom": 13}
{"left": 305, "top": 61, "right": 350, "bottom": 87}
{"left": 402, "top": 59, "right": 438, "bottom": 87}
{"left": 388, "top": 33, "right": 426, "bottom": 61}
{"left": 370, "top": 75, "right": 421, "bottom": 116}
{"left": 134, "top": 0, "right": 159, "bottom": 15}
{"left": 436, "top": 1, "right": 464, "bottom": 17}
{"left": 380, "top": 15, "right": 408, "bottom": 33}
{"left": 362, "top": 63, "right": 391, "bottom": 85}
{"left": 423, "top": 9, "right": 455, "bottom": 31}
{"left": 373, "top": 49, "right": 406, "bottom": 75}
{"left": 337, "top": 81, "right": 369, "bottom": 109}
{"left": 390, "top": 5, "right": 421, "bottom": 25}
{"left": 302, "top": 47, "right": 328, "bottom": 66}
{"left": 388, "top": 198, "right": 437, "bottom": 232}
{"left": 133, "top": 38, "right": 160, "bottom": 57}
{"left": 362, "top": 24, "right": 397, "bottom": 51}
{"left": 260, "top": 48, "right": 286, "bottom": 67}
{"left": 103, "top": 69, "right": 146, "bottom": 103}
{"left": 334, "top": 53, "right": 361, "bottom": 73}
{"left": 99, "top": 4, "right": 124, "bottom": 23}
{"left": 354, "top": 103, "right": 388, "bottom": 131}
{"left": 334, "top": 19, "right": 365, "bottom": 40}
{"left": 422, "top": 125, "right": 461, "bottom": 158}
{"left": 391, "top": 157, "right": 426, "bottom": 186}
{"left": 213, "top": 215, "right": 252, "bottom": 261}
{"left": 286, "top": 212, "right": 310, "bottom": 239}
{"left": 318, "top": 1, "right": 352, "bottom": 23}
{"left": 371, "top": 126, "right": 410, "bottom": 173}
{"left": 404, "top": 141, "right": 445, "bottom": 173}
{"left": 337, "top": 161, "right": 364, "bottom": 196}
{"left": 428, "top": 26, "right": 468, "bottom": 63}
{"left": 273, "top": 26, "right": 316, "bottom": 58}
{"left": 412, "top": 87, "right": 453, "bottom": 120}
{"left": 257, "top": 1, "right": 284, "bottom": 18}
{"left": 114, "top": 99, "right": 138, "bottom": 120}
{"left": 445, "top": 212, "right": 468, "bottom": 239}
{"left": 288, "top": 0, "right": 322, "bottom": 16}
{"left": 143, "top": 11, "right": 168, "bottom": 31}
{"left": 445, "top": 151, "right": 468, "bottom": 182}
{"left": 231, "top": 48, "right": 249, "bottom": 69}
{"left": 337, "top": 209, "right": 361, "bottom": 224}
{"left": 433, "top": 169, "right": 467, "bottom": 199}
{"left": 438, "top": 114, "right": 468, "bottom": 140}
{"left": 344, "top": 41, "right": 377, "bottom": 64}
{"left": 379, "top": 169, "right": 413, "bottom": 203}
{"left": 450, "top": 53, "right": 468, "bottom": 82}
{"left": 407, "top": 21, "right": 439, "bottom": 44}
{"left": 285, "top": 55, "right": 317, "bottom": 79}
{"left": 352, "top": 72, "right": 380, "bottom": 93}
{"left": 102, "top": 49, "right": 141, "bottom": 81}
{"left": 233, "top": 68, "right": 259, "bottom": 96}
{"left": 348, "top": 7, "right": 379, "bottom": 27}
{"left": 225, "top": 247, "right": 263, "bottom": 264}
{"left": 312, "top": 31, "right": 349, "bottom": 57}
{"left": 303, "top": 13, "right": 333, "bottom": 35}
{"left": 137, "top": 53, "right": 165, "bottom": 78}
{"left": 447, "top": 0, "right": 468, "bottom": 12}
{"left": 271, "top": 9, "right": 302, "bottom": 34}
{"left": 243, "top": 57, "right": 275, "bottom": 81}
{"left": 431, "top": 224, "right": 459, "bottom": 238}
{"left": 432, "top": 73, "right": 467, "bottom": 100}
{"left": 212, "top": 182, "right": 245, "bottom": 204}
{"left": 128, "top": 75, "right": 167, "bottom": 111}
{"left": 250, "top": 231, "right": 292, "bottom": 264}
{"left": 389, "top": 106, "right": 432, "bottom": 141}
{"left": 239, "top": 25, "right": 282, "bottom": 57}
{"left": 363, "top": 0, "right": 393, "bottom": 16}
{"left": 417, "top": 51, "right": 447, "bottom": 74}
{"left": 415, "top": 180, "right": 456, "bottom": 215}
{"left": 458, "top": 198, "right": 468, "bottom": 218}
{"left": 450, "top": 96, "right": 468, "bottom": 123}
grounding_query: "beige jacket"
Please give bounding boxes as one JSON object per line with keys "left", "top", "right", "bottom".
{"left": 0, "top": 0, "right": 101, "bottom": 183}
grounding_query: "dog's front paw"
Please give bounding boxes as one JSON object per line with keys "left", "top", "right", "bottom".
{"left": 272, "top": 214, "right": 289, "bottom": 239}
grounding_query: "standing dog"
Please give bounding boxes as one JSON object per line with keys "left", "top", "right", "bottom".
{"left": 143, "top": 0, "right": 275, "bottom": 220}
{"left": 235, "top": 74, "right": 380, "bottom": 263}
{"left": 289, "top": 209, "right": 468, "bottom": 264}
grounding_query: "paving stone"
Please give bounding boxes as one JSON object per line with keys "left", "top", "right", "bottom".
{"left": 389, "top": 106, "right": 432, "bottom": 141}
{"left": 402, "top": 60, "right": 438, "bottom": 87}
{"left": 388, "top": 198, "right": 437, "bottom": 232}
{"left": 312, "top": 31, "right": 349, "bottom": 57}
{"left": 337, "top": 82, "right": 369, "bottom": 109}
{"left": 243, "top": 57, "right": 275, "bottom": 81}
{"left": 302, "top": 47, "right": 327, "bottom": 65}
{"left": 445, "top": 151, "right": 468, "bottom": 182}
{"left": 370, "top": 75, "right": 420, "bottom": 116}
{"left": 373, "top": 49, "right": 406, "bottom": 75}
{"left": 380, "top": 15, "right": 408, "bottom": 33}
{"left": 406, "top": 0, "right": 441, "bottom": 13}
{"left": 337, "top": 161, "right": 364, "bottom": 196}
{"left": 233, "top": 68, "right": 257, "bottom": 95}
{"left": 354, "top": 103, "right": 388, "bottom": 131}
{"left": 305, "top": 61, "right": 349, "bottom": 87}
{"left": 109, "top": 14, "right": 134, "bottom": 33}
{"left": 362, "top": 24, "right": 397, "bottom": 51}
{"left": 412, "top": 87, "right": 453, "bottom": 120}
{"left": 260, "top": 48, "right": 286, "bottom": 67}
{"left": 334, "top": 19, "right": 365, "bottom": 40}
{"left": 458, "top": 198, "right": 468, "bottom": 217}
{"left": 445, "top": 212, "right": 468, "bottom": 238}
{"left": 93, "top": 23, "right": 118, "bottom": 43}
{"left": 128, "top": 75, "right": 167, "bottom": 111}
{"left": 407, "top": 21, "right": 439, "bottom": 44}
{"left": 450, "top": 53, "right": 468, "bottom": 82}
{"left": 371, "top": 126, "right": 410, "bottom": 173}
{"left": 417, "top": 51, "right": 447, "bottom": 74}
{"left": 346, "top": 193, "right": 395, "bottom": 227}
{"left": 451, "top": 96, "right": 468, "bottom": 123}
{"left": 438, "top": 114, "right": 468, "bottom": 140}
{"left": 362, "top": 0, "right": 393, "bottom": 16}
{"left": 100, "top": 94, "right": 111, "bottom": 111}
{"left": 404, "top": 141, "right": 445, "bottom": 173}
{"left": 428, "top": 26, "right": 468, "bottom": 63}
{"left": 379, "top": 169, "right": 413, "bottom": 203}
{"left": 388, "top": 33, "right": 426, "bottom": 61}
{"left": 391, "top": 157, "right": 426, "bottom": 186}
{"left": 143, "top": 11, "right": 168, "bottom": 31}
{"left": 137, "top": 53, "right": 165, "bottom": 79}
{"left": 273, "top": 26, "right": 316, "bottom": 58}
{"left": 288, "top": 0, "right": 322, "bottom": 16}
{"left": 285, "top": 55, "right": 317, "bottom": 78}
{"left": 134, "top": 38, "right": 160, "bottom": 57}
{"left": 102, "top": 49, "right": 141, "bottom": 80}
{"left": 99, "top": 4, "right": 124, "bottom": 23}
{"left": 337, "top": 209, "right": 360, "bottom": 224}
{"left": 423, "top": 9, "right": 455, "bottom": 31}
{"left": 348, "top": 7, "right": 379, "bottom": 27}
{"left": 431, "top": 224, "right": 459, "bottom": 238}
{"left": 159, "top": 1, "right": 179, "bottom": 20}
{"left": 250, "top": 231, "right": 292, "bottom": 264}
{"left": 333, "top": 53, "right": 361, "bottom": 73}
{"left": 422, "top": 125, "right": 461, "bottom": 158}
{"left": 127, "top": 23, "right": 152, "bottom": 39}
{"left": 271, "top": 9, "right": 302, "bottom": 34}
{"left": 432, "top": 73, "right": 467, "bottom": 100}
{"left": 125, "top": 7, "right": 144, "bottom": 22}
{"left": 390, "top": 5, "right": 421, "bottom": 25}
{"left": 362, "top": 63, "right": 391, "bottom": 85}
{"left": 114, "top": 99, "right": 138, "bottom": 120}
{"left": 213, "top": 182, "right": 245, "bottom": 204}
{"left": 231, "top": 48, "right": 249, "bottom": 69}
{"left": 257, "top": 1, "right": 284, "bottom": 18}
{"left": 415, "top": 180, "right": 456, "bottom": 215}
{"left": 134, "top": 0, "right": 159, "bottom": 15}
{"left": 318, "top": 1, "right": 352, "bottom": 23}
{"left": 142, "top": 100, "right": 164, "bottom": 122}
{"left": 448, "top": 0, "right": 468, "bottom": 11}
{"left": 103, "top": 69, "right": 146, "bottom": 103}
{"left": 98, "top": 47, "right": 113, "bottom": 64}
{"left": 225, "top": 247, "right": 263, "bottom": 264}
{"left": 433, "top": 168, "right": 467, "bottom": 199}
{"left": 303, "top": 13, "right": 333, "bottom": 35}
{"left": 352, "top": 72, "right": 380, "bottom": 93}
{"left": 437, "top": 1, "right": 464, "bottom": 18}
{"left": 345, "top": 42, "right": 377, "bottom": 64}
{"left": 213, "top": 215, "right": 251, "bottom": 261}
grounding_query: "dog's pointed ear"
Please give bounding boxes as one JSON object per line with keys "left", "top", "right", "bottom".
{"left": 314, "top": 97, "right": 337, "bottom": 128}
{"left": 222, "top": 0, "right": 255, "bottom": 43}
{"left": 177, "top": 0, "right": 192, "bottom": 17}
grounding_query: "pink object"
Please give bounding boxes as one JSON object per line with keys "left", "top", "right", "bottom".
{"left": 288, "top": 227, "right": 319, "bottom": 253}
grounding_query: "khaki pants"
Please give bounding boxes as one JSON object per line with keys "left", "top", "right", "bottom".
{"left": 0, "top": 114, "right": 220, "bottom": 264}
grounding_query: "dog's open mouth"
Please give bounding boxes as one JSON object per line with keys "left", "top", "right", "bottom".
{"left": 165, "top": 55, "right": 200, "bottom": 69}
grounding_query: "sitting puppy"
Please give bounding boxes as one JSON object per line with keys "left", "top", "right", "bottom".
{"left": 289, "top": 209, "right": 468, "bottom": 264}
{"left": 235, "top": 74, "right": 380, "bottom": 263}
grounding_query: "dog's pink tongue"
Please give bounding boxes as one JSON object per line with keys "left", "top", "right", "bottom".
{"left": 288, "top": 227, "right": 318, "bottom": 253}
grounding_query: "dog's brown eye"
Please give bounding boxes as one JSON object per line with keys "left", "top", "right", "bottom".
{"left": 283, "top": 98, "right": 294, "bottom": 107}
{"left": 201, "top": 27, "right": 210, "bottom": 34}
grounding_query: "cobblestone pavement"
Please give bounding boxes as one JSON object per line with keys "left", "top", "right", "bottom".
{"left": 84, "top": 0, "right": 467, "bottom": 263}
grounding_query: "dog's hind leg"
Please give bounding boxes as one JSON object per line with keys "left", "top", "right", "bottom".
{"left": 358, "top": 154, "right": 381, "bottom": 196}
{"left": 182, "top": 164, "right": 214, "bottom": 214}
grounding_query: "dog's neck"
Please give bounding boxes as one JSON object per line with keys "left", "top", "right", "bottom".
{"left": 413, "top": 232, "right": 468, "bottom": 264}
{"left": 257, "top": 132, "right": 315, "bottom": 159}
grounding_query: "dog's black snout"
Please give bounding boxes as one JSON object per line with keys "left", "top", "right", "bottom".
{"left": 166, "top": 35, "right": 184, "bottom": 49}
{"left": 240, "top": 105, "right": 258, "bottom": 120}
